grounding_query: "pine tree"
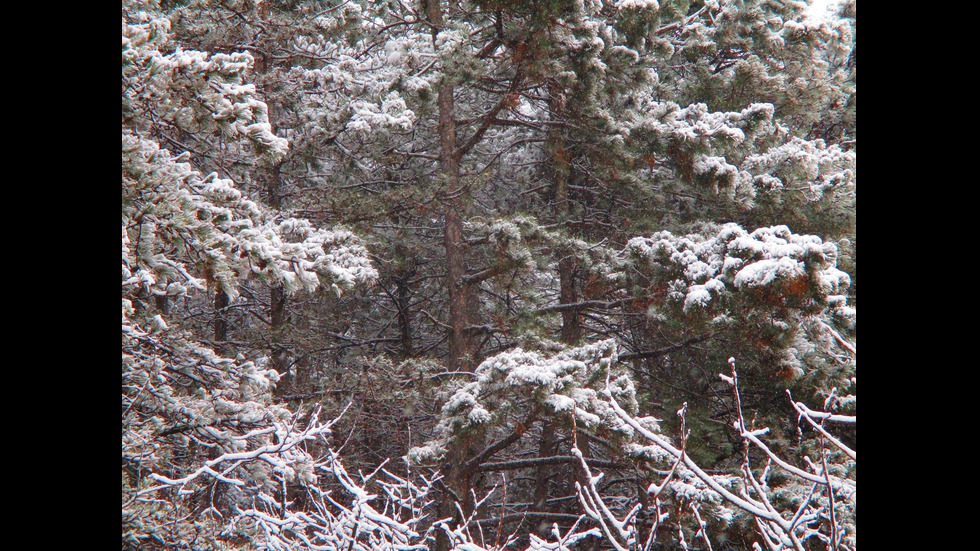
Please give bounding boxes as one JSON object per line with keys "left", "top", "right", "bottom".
{"left": 123, "top": 0, "right": 856, "bottom": 548}
{"left": 123, "top": 5, "right": 382, "bottom": 547}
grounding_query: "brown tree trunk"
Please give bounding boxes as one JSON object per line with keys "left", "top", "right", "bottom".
{"left": 548, "top": 85, "right": 582, "bottom": 345}
{"left": 255, "top": 49, "right": 291, "bottom": 382}
{"left": 428, "top": 4, "right": 480, "bottom": 550}
{"left": 214, "top": 289, "right": 229, "bottom": 352}
{"left": 446, "top": 206, "right": 475, "bottom": 372}
{"left": 533, "top": 420, "right": 556, "bottom": 536}
{"left": 155, "top": 294, "right": 170, "bottom": 316}
{"left": 558, "top": 259, "right": 580, "bottom": 343}
{"left": 395, "top": 268, "right": 415, "bottom": 359}
{"left": 532, "top": 85, "right": 583, "bottom": 540}
{"left": 429, "top": 1, "right": 475, "bottom": 373}
{"left": 266, "top": 162, "right": 289, "bottom": 380}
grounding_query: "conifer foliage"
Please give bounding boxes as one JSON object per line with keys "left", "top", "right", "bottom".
{"left": 123, "top": 1, "right": 855, "bottom": 549}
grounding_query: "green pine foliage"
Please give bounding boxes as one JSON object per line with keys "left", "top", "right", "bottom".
{"left": 123, "top": 0, "right": 856, "bottom": 549}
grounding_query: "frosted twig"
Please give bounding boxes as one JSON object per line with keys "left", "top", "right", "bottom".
{"left": 788, "top": 391, "right": 855, "bottom": 460}
{"left": 823, "top": 451, "right": 840, "bottom": 551}
{"left": 818, "top": 320, "right": 855, "bottom": 355}
{"left": 689, "top": 502, "right": 713, "bottom": 551}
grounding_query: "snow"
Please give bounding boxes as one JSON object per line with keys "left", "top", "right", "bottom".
{"left": 733, "top": 257, "right": 804, "bottom": 288}
{"left": 615, "top": 0, "right": 660, "bottom": 11}
{"left": 683, "top": 285, "right": 712, "bottom": 312}
{"left": 124, "top": 1, "right": 857, "bottom": 546}
{"left": 804, "top": 0, "right": 840, "bottom": 24}
{"left": 150, "top": 314, "right": 168, "bottom": 333}
{"left": 410, "top": 340, "right": 640, "bottom": 465}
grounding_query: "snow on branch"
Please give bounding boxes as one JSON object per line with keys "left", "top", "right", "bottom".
{"left": 590, "top": 356, "right": 855, "bottom": 550}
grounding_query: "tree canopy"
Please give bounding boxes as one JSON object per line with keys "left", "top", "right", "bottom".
{"left": 122, "top": 1, "right": 856, "bottom": 549}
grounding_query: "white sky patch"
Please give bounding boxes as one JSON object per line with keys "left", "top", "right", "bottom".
{"left": 804, "top": 0, "right": 840, "bottom": 24}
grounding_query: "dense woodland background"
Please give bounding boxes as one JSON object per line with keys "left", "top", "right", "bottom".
{"left": 122, "top": 1, "right": 855, "bottom": 549}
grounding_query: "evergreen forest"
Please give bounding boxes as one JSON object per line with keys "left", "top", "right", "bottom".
{"left": 122, "top": 1, "right": 856, "bottom": 549}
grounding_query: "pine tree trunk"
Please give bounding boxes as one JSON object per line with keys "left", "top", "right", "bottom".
{"left": 549, "top": 85, "right": 581, "bottom": 344}
{"left": 430, "top": 1, "right": 474, "bottom": 373}
{"left": 214, "top": 289, "right": 229, "bottom": 352}
{"left": 155, "top": 294, "right": 170, "bottom": 315}
{"left": 395, "top": 268, "right": 414, "bottom": 359}
{"left": 256, "top": 49, "right": 290, "bottom": 382}
{"left": 539, "top": 85, "right": 581, "bottom": 538}
{"left": 428, "top": 4, "right": 479, "bottom": 550}
{"left": 533, "top": 420, "right": 556, "bottom": 535}
{"left": 266, "top": 162, "right": 289, "bottom": 380}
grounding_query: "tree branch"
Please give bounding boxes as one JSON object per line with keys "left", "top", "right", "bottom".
{"left": 474, "top": 511, "right": 582, "bottom": 526}
{"left": 454, "top": 67, "right": 526, "bottom": 160}
{"left": 619, "top": 334, "right": 712, "bottom": 362}
{"left": 533, "top": 299, "right": 628, "bottom": 315}
{"left": 464, "top": 410, "right": 537, "bottom": 472}
{"left": 479, "top": 455, "right": 627, "bottom": 472}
